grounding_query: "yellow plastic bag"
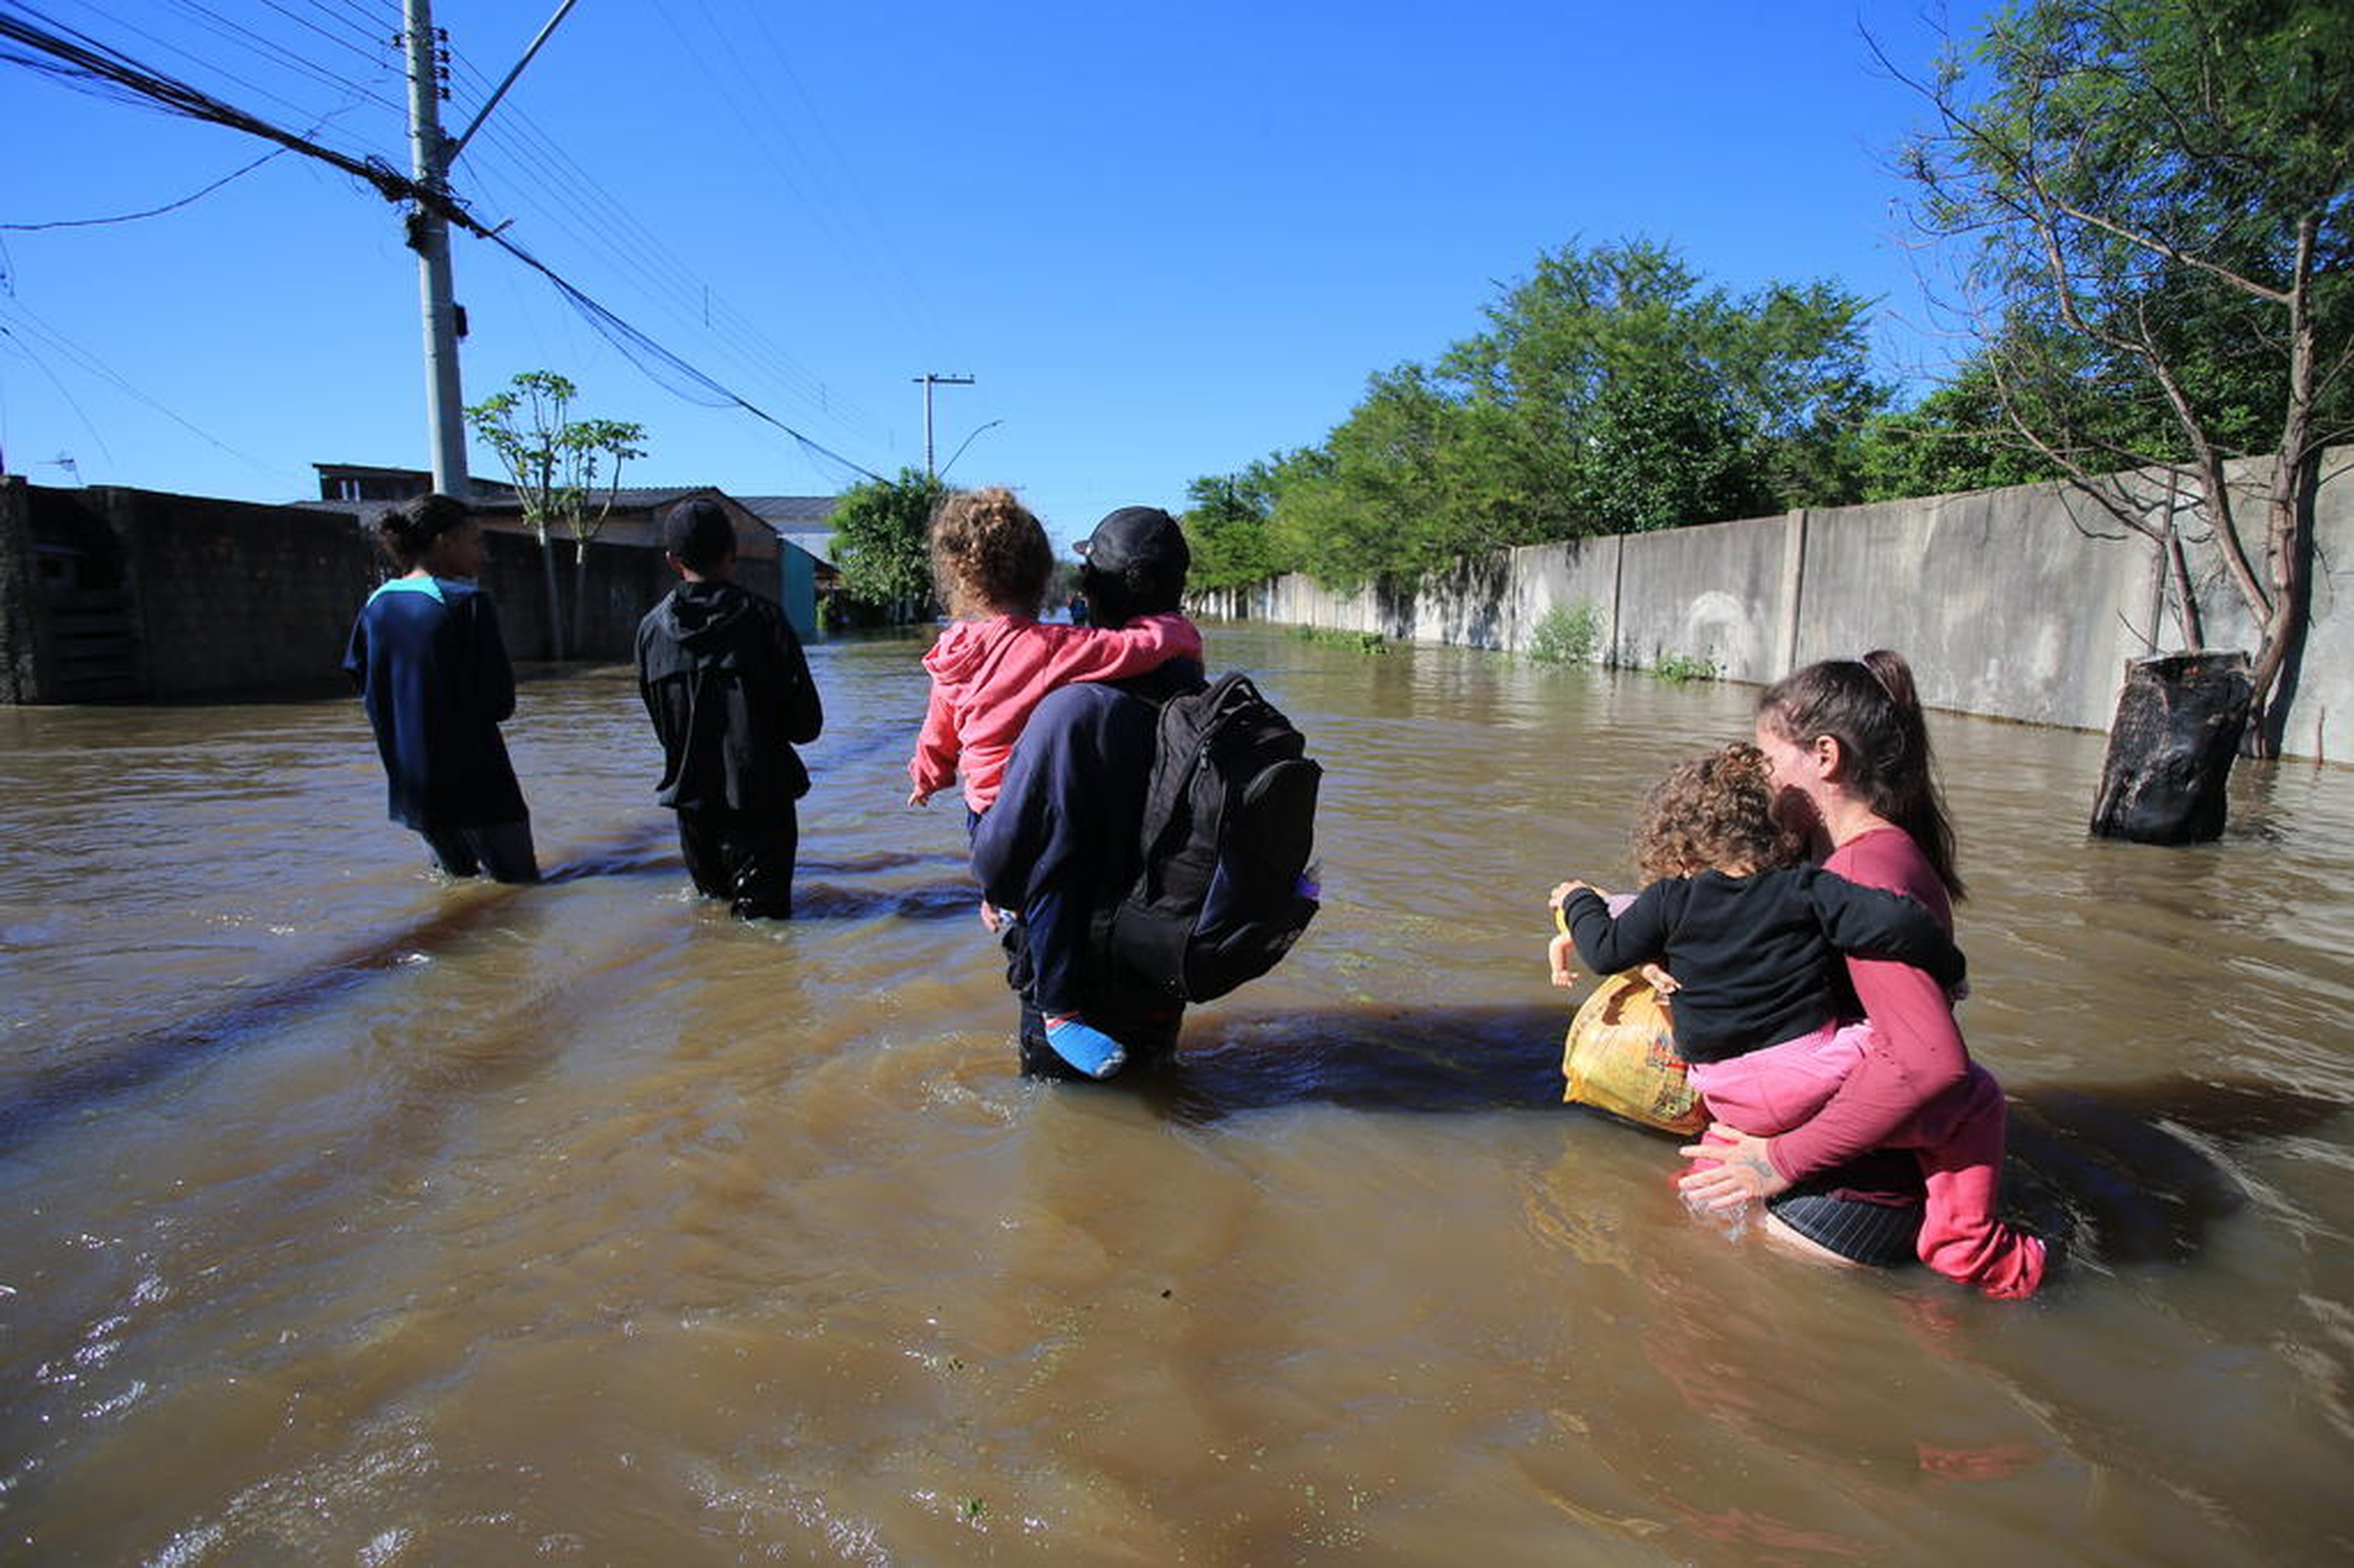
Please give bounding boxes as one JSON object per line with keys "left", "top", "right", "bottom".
{"left": 1561, "top": 973, "right": 1704, "bottom": 1136}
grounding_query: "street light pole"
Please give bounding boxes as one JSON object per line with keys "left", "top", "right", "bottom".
{"left": 912, "top": 372, "right": 974, "bottom": 478}
{"left": 936, "top": 419, "right": 1004, "bottom": 482}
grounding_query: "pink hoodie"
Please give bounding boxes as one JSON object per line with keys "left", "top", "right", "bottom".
{"left": 1763, "top": 827, "right": 2047, "bottom": 1298}
{"left": 909, "top": 612, "right": 1202, "bottom": 813}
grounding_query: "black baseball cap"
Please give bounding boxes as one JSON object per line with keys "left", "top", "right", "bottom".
{"left": 1073, "top": 505, "right": 1189, "bottom": 577}
{"left": 663, "top": 498, "right": 737, "bottom": 566}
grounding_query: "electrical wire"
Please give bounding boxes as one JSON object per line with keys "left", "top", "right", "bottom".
{"left": 246, "top": 0, "right": 392, "bottom": 75}
{"left": 483, "top": 229, "right": 883, "bottom": 486}
{"left": 455, "top": 126, "right": 883, "bottom": 445}
{"left": 438, "top": 40, "right": 888, "bottom": 442}
{"left": 1, "top": 295, "right": 286, "bottom": 474}
{"left": 0, "top": 8, "right": 473, "bottom": 226}
{"left": 39, "top": 0, "right": 404, "bottom": 156}
{"left": 704, "top": 0, "right": 948, "bottom": 354}
{"left": 0, "top": 2, "right": 887, "bottom": 484}
{"left": 1, "top": 145, "right": 286, "bottom": 229}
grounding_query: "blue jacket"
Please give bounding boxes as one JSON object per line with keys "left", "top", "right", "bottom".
{"left": 343, "top": 576, "right": 528, "bottom": 831}
{"left": 970, "top": 660, "right": 1202, "bottom": 929}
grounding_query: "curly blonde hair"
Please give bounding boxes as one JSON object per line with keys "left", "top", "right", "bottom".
{"left": 1632, "top": 742, "right": 1805, "bottom": 883}
{"left": 929, "top": 486, "right": 1052, "bottom": 618}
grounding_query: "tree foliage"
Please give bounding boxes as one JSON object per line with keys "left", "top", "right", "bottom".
{"left": 1883, "top": 0, "right": 2354, "bottom": 749}
{"left": 1186, "top": 238, "right": 1892, "bottom": 591}
{"left": 466, "top": 371, "right": 646, "bottom": 546}
{"left": 829, "top": 467, "right": 947, "bottom": 618}
{"left": 1181, "top": 463, "right": 1281, "bottom": 593}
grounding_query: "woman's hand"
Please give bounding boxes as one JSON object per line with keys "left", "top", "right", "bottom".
{"left": 1677, "top": 1122, "right": 1791, "bottom": 1211}
{"left": 1547, "top": 879, "right": 1593, "bottom": 910}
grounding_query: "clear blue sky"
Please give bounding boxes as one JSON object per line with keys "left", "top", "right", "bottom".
{"left": 0, "top": 1, "right": 1986, "bottom": 539}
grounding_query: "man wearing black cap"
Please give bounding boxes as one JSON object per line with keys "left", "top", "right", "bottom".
{"left": 636, "top": 498, "right": 824, "bottom": 918}
{"left": 970, "top": 505, "right": 1204, "bottom": 1077}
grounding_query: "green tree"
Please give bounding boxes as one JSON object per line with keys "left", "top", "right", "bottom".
{"left": 555, "top": 417, "right": 647, "bottom": 656}
{"left": 1444, "top": 239, "right": 1886, "bottom": 519}
{"left": 1886, "top": 0, "right": 2354, "bottom": 752}
{"left": 1857, "top": 368, "right": 2070, "bottom": 501}
{"left": 1186, "top": 238, "right": 1893, "bottom": 595}
{"left": 1181, "top": 463, "right": 1280, "bottom": 593}
{"left": 464, "top": 370, "right": 647, "bottom": 660}
{"left": 829, "top": 467, "right": 947, "bottom": 621}
{"left": 1575, "top": 362, "right": 1774, "bottom": 533}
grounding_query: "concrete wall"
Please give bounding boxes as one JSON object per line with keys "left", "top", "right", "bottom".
{"left": 486, "top": 531, "right": 783, "bottom": 667}
{"left": 112, "top": 487, "right": 389, "bottom": 698}
{"left": 1614, "top": 512, "right": 1795, "bottom": 682}
{"left": 0, "top": 480, "right": 48, "bottom": 702}
{"left": 1195, "top": 449, "right": 2353, "bottom": 763}
{"left": 0, "top": 481, "right": 801, "bottom": 702}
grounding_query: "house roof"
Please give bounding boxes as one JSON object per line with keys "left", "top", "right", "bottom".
{"left": 310, "top": 462, "right": 517, "bottom": 503}
{"left": 299, "top": 467, "right": 832, "bottom": 565}
{"left": 736, "top": 495, "right": 840, "bottom": 527}
{"left": 291, "top": 496, "right": 408, "bottom": 529}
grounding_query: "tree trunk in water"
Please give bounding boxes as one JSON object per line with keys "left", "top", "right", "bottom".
{"left": 2090, "top": 652, "right": 2252, "bottom": 844}
{"left": 572, "top": 544, "right": 590, "bottom": 661}
{"left": 538, "top": 538, "right": 565, "bottom": 662}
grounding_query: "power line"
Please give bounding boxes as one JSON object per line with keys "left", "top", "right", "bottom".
{"left": 483, "top": 229, "right": 883, "bottom": 485}
{"left": 245, "top": 0, "right": 394, "bottom": 75}
{"left": 0, "top": 2, "right": 887, "bottom": 485}
{"left": 0, "top": 7, "right": 452, "bottom": 223}
{"left": 58, "top": 0, "right": 405, "bottom": 153}
{"left": 655, "top": 0, "right": 941, "bottom": 357}
{"left": 1, "top": 297, "right": 285, "bottom": 476}
{"left": 438, "top": 42, "right": 886, "bottom": 442}
{"left": 302, "top": 0, "right": 398, "bottom": 39}
{"left": 455, "top": 127, "right": 884, "bottom": 445}
{"left": 1, "top": 143, "right": 288, "bottom": 229}
{"left": 718, "top": 0, "right": 948, "bottom": 354}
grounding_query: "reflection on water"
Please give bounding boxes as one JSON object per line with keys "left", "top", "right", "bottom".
{"left": 1, "top": 626, "right": 2350, "bottom": 1565}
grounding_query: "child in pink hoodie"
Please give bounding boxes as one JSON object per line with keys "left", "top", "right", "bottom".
{"left": 908, "top": 487, "right": 1202, "bottom": 1077}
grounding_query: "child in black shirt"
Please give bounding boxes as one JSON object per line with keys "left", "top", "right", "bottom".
{"left": 1548, "top": 742, "right": 1961, "bottom": 1125}
{"left": 635, "top": 500, "right": 823, "bottom": 918}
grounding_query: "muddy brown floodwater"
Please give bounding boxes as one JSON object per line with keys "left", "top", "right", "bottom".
{"left": 1, "top": 623, "right": 2349, "bottom": 1565}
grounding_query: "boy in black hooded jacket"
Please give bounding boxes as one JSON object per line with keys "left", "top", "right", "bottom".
{"left": 636, "top": 499, "right": 823, "bottom": 918}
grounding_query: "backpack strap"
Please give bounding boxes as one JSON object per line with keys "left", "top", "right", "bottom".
{"left": 1132, "top": 672, "right": 1247, "bottom": 879}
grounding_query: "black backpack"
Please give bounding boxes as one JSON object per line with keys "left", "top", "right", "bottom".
{"left": 1100, "top": 672, "right": 1323, "bottom": 1002}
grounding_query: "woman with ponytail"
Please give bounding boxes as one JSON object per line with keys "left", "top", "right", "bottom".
{"left": 1675, "top": 650, "right": 2050, "bottom": 1298}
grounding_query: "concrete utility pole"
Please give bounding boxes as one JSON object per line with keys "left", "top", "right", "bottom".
{"left": 912, "top": 373, "right": 975, "bottom": 478}
{"left": 403, "top": 0, "right": 581, "bottom": 498}
{"left": 403, "top": 0, "right": 467, "bottom": 497}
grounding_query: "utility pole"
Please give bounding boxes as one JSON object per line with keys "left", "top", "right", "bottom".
{"left": 403, "top": 0, "right": 467, "bottom": 497}
{"left": 401, "top": 0, "right": 581, "bottom": 499}
{"left": 912, "top": 373, "right": 974, "bottom": 478}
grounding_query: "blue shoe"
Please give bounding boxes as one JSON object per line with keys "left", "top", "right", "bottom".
{"left": 1043, "top": 1015, "right": 1127, "bottom": 1079}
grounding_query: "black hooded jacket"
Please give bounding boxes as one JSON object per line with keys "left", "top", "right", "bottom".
{"left": 635, "top": 579, "right": 822, "bottom": 812}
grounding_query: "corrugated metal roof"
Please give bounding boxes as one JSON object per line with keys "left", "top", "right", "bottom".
{"left": 736, "top": 495, "right": 840, "bottom": 527}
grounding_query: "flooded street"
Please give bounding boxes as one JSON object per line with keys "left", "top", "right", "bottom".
{"left": 2, "top": 623, "right": 2350, "bottom": 1566}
